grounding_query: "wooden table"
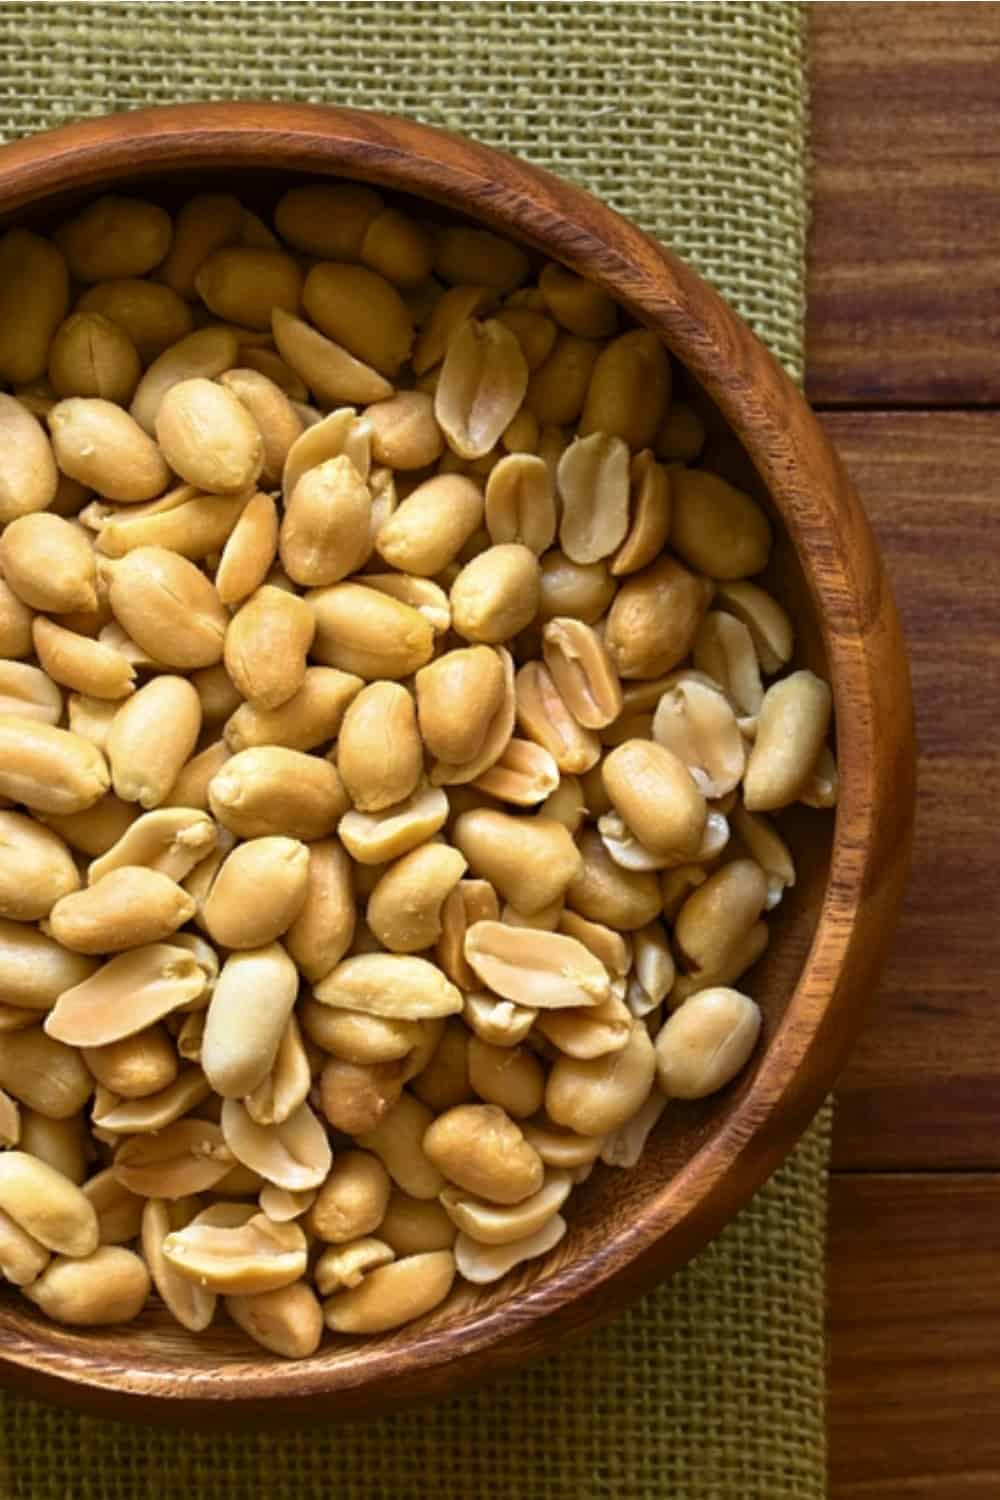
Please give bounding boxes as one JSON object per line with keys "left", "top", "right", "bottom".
{"left": 811, "top": 6, "right": 1000, "bottom": 1493}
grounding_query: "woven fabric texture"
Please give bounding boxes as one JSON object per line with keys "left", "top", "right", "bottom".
{"left": 0, "top": 3, "right": 825, "bottom": 1497}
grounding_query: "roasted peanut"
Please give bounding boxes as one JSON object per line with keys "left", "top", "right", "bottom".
{"left": 220, "top": 1098, "right": 331, "bottom": 1193}
{"left": 0, "top": 395, "right": 58, "bottom": 523}
{"left": 670, "top": 468, "right": 771, "bottom": 579}
{"left": 0, "top": 715, "right": 109, "bottom": 814}
{"left": 0, "top": 513, "right": 97, "bottom": 615}
{"left": 693, "top": 610, "right": 764, "bottom": 716}
{"left": 280, "top": 455, "right": 372, "bottom": 587}
{"left": 83, "top": 1024, "right": 178, "bottom": 1100}
{"left": 356, "top": 1092, "right": 445, "bottom": 1200}
{"left": 673, "top": 859, "right": 770, "bottom": 977}
{"left": 467, "top": 1037, "right": 546, "bottom": 1119}
{"left": 308, "top": 1150, "right": 391, "bottom": 1245}
{"left": 0, "top": 1150, "right": 98, "bottom": 1256}
{"left": 415, "top": 646, "right": 504, "bottom": 768}
{"left": 274, "top": 182, "right": 381, "bottom": 259}
{"left": 108, "top": 546, "right": 228, "bottom": 669}
{"left": 45, "top": 943, "right": 206, "bottom": 1047}
{"left": 580, "top": 331, "right": 670, "bottom": 449}
{"left": 57, "top": 196, "right": 171, "bottom": 282}
{"left": 713, "top": 580, "right": 794, "bottom": 674}
{"left": 538, "top": 262, "right": 617, "bottom": 339}
{"left": 0, "top": 578, "right": 34, "bottom": 659}
{"left": 158, "top": 191, "right": 243, "bottom": 298}
{"left": 367, "top": 844, "right": 467, "bottom": 954}
{"left": 655, "top": 986, "right": 762, "bottom": 1098}
{"left": 227, "top": 1281, "right": 323, "bottom": 1359}
{"left": 336, "top": 681, "right": 422, "bottom": 814}
{"left": 112, "top": 1118, "right": 233, "bottom": 1199}
{"left": 378, "top": 1190, "right": 457, "bottom": 1256}
{"left": 314, "top": 953, "right": 462, "bottom": 1022}
{"left": 0, "top": 810, "right": 79, "bottom": 921}
{"left": 223, "top": 585, "right": 314, "bottom": 712}
{"left": 50, "top": 397, "right": 171, "bottom": 503}
{"left": 515, "top": 660, "right": 602, "bottom": 774}
{"left": 376, "top": 472, "right": 483, "bottom": 577}
{"left": 323, "top": 1249, "right": 455, "bottom": 1334}
{"left": 209, "top": 745, "right": 347, "bottom": 840}
{"left": 244, "top": 1012, "right": 311, "bottom": 1129}
{"left": 449, "top": 542, "right": 540, "bottom": 645}
{"left": 0, "top": 228, "right": 69, "bottom": 383}
{"left": 453, "top": 808, "right": 581, "bottom": 915}
{"left": 78, "top": 278, "right": 194, "bottom": 363}
{"left": 464, "top": 920, "right": 609, "bottom": 1012}
{"left": 196, "top": 246, "right": 302, "bottom": 328}
{"left": 303, "top": 262, "right": 413, "bottom": 375}
{"left": 318, "top": 1056, "right": 405, "bottom": 1135}
{"left": 201, "top": 943, "right": 299, "bottom": 1099}
{"left": 363, "top": 571, "right": 450, "bottom": 636}
{"left": 472, "top": 736, "right": 559, "bottom": 806}
{"left": 284, "top": 838, "right": 355, "bottom": 982}
{"left": 652, "top": 676, "right": 746, "bottom": 798}
{"left": 557, "top": 431, "right": 630, "bottom": 564}
{"left": 89, "top": 806, "right": 217, "bottom": 883}
{"left": 202, "top": 838, "right": 309, "bottom": 949}
{"left": 26, "top": 1245, "right": 151, "bottom": 1325}
{"left": 525, "top": 333, "right": 601, "bottom": 427}
{"left": 542, "top": 617, "right": 622, "bottom": 730}
{"left": 31, "top": 617, "right": 134, "bottom": 702}
{"left": 339, "top": 784, "right": 449, "bottom": 866}
{"left": 367, "top": 390, "right": 444, "bottom": 470}
{"left": 106, "top": 675, "right": 201, "bottom": 808}
{"left": 272, "top": 307, "right": 392, "bottom": 408}
{"left": 152, "top": 377, "right": 262, "bottom": 497}
{"left": 315, "top": 1237, "right": 395, "bottom": 1294}
{"left": 483, "top": 452, "right": 557, "bottom": 555}
{"left": 162, "top": 1212, "right": 306, "bottom": 1294}
{"left": 546, "top": 1019, "right": 656, "bottom": 1136}
{"left": 0, "top": 1208, "right": 49, "bottom": 1286}
{"left": 0, "top": 660, "right": 64, "bottom": 729}
{"left": 602, "top": 739, "right": 706, "bottom": 858}
{"left": 565, "top": 828, "right": 662, "bottom": 931}
{"left": 605, "top": 556, "right": 713, "bottom": 680}
{"left": 308, "top": 580, "right": 434, "bottom": 680}
{"left": 48, "top": 866, "right": 194, "bottom": 953}
{"left": 743, "top": 671, "right": 833, "bottom": 811}
{"left": 0, "top": 1088, "right": 20, "bottom": 1147}
{"left": 131, "top": 324, "right": 239, "bottom": 433}
{"left": 48, "top": 310, "right": 142, "bottom": 405}
{"left": 655, "top": 400, "right": 706, "bottom": 462}
{"left": 435, "top": 229, "right": 528, "bottom": 292}
{"left": 0, "top": 917, "right": 97, "bottom": 1012}
{"left": 423, "top": 1103, "right": 543, "bottom": 1204}
{"left": 611, "top": 449, "right": 672, "bottom": 576}
{"left": 300, "top": 1002, "right": 420, "bottom": 1066}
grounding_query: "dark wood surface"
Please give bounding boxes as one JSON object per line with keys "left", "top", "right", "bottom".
{"left": 813, "top": 6, "right": 1000, "bottom": 1495}
{"left": 0, "top": 103, "right": 915, "bottom": 1420}
{"left": 808, "top": 2, "right": 1000, "bottom": 408}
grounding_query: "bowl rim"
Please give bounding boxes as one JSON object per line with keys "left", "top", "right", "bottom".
{"left": 0, "top": 102, "right": 915, "bottom": 1418}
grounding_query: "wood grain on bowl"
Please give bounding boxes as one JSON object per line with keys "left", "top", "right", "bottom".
{"left": 0, "top": 103, "right": 914, "bottom": 1421}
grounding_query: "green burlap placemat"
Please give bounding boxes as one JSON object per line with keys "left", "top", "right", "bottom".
{"left": 0, "top": 4, "right": 829, "bottom": 1496}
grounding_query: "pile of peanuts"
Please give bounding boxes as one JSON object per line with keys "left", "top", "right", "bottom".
{"left": 0, "top": 184, "right": 836, "bottom": 1358}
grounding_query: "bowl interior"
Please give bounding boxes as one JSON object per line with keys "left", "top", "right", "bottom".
{"left": 0, "top": 154, "right": 837, "bottom": 1413}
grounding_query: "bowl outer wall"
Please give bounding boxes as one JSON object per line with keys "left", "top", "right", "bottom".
{"left": 0, "top": 103, "right": 915, "bottom": 1420}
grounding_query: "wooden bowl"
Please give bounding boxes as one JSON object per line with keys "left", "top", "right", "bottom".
{"left": 0, "top": 103, "right": 914, "bottom": 1422}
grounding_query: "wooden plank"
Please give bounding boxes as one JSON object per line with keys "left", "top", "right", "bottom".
{"left": 818, "top": 412, "right": 1000, "bottom": 1169}
{"left": 828, "top": 1174, "right": 1000, "bottom": 1496}
{"left": 807, "top": 4, "right": 1000, "bottom": 406}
